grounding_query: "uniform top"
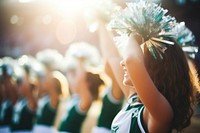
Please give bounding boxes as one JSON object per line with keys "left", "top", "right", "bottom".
{"left": 0, "top": 99, "right": 13, "bottom": 126}
{"left": 97, "top": 87, "right": 123, "bottom": 130}
{"left": 111, "top": 95, "right": 148, "bottom": 133}
{"left": 11, "top": 98, "right": 36, "bottom": 131}
{"left": 36, "top": 96, "right": 57, "bottom": 126}
{"left": 59, "top": 94, "right": 87, "bottom": 133}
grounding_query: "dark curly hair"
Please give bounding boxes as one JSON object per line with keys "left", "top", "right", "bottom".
{"left": 86, "top": 72, "right": 104, "bottom": 100}
{"left": 143, "top": 41, "right": 195, "bottom": 132}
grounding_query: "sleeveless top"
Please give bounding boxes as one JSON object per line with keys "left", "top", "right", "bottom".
{"left": 111, "top": 95, "right": 148, "bottom": 133}
{"left": 92, "top": 87, "right": 123, "bottom": 133}
{"left": 0, "top": 100, "right": 13, "bottom": 133}
{"left": 59, "top": 95, "right": 87, "bottom": 133}
{"left": 11, "top": 98, "right": 35, "bottom": 131}
{"left": 33, "top": 96, "right": 57, "bottom": 133}
{"left": 97, "top": 87, "right": 123, "bottom": 129}
{"left": 36, "top": 96, "right": 57, "bottom": 126}
{"left": 0, "top": 100, "right": 13, "bottom": 126}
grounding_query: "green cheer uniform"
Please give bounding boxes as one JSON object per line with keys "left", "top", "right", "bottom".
{"left": 111, "top": 95, "right": 148, "bottom": 133}
{"left": 92, "top": 87, "right": 123, "bottom": 133}
{"left": 59, "top": 95, "right": 87, "bottom": 133}
{"left": 33, "top": 96, "right": 57, "bottom": 133}
{"left": 36, "top": 96, "right": 57, "bottom": 126}
{"left": 11, "top": 98, "right": 36, "bottom": 132}
{"left": 0, "top": 100, "right": 13, "bottom": 133}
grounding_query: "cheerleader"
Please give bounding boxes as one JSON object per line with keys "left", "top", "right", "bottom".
{"left": 97, "top": 0, "right": 198, "bottom": 132}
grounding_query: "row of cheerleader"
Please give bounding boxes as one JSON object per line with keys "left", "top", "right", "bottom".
{"left": 0, "top": 43, "right": 121, "bottom": 133}
{"left": 1, "top": 0, "right": 200, "bottom": 133}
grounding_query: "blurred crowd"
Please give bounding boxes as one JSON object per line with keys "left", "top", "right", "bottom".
{"left": 0, "top": 43, "right": 114, "bottom": 133}
{"left": 1, "top": 41, "right": 200, "bottom": 133}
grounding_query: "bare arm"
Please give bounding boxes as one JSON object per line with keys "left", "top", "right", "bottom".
{"left": 75, "top": 61, "right": 93, "bottom": 112}
{"left": 123, "top": 35, "right": 173, "bottom": 130}
{"left": 49, "top": 87, "right": 59, "bottom": 109}
{"left": 104, "top": 62, "right": 123, "bottom": 100}
{"left": 98, "top": 24, "right": 133, "bottom": 99}
{"left": 27, "top": 94, "right": 37, "bottom": 111}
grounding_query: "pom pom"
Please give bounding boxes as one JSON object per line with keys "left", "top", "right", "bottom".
{"left": 172, "top": 22, "right": 197, "bottom": 59}
{"left": 109, "top": 0, "right": 178, "bottom": 59}
{"left": 36, "top": 49, "right": 64, "bottom": 70}
{"left": 173, "top": 22, "right": 195, "bottom": 46}
{"left": 18, "top": 55, "right": 46, "bottom": 81}
{"left": 65, "top": 42, "right": 101, "bottom": 66}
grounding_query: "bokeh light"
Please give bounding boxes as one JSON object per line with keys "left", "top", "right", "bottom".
{"left": 1, "top": 0, "right": 200, "bottom": 58}
{"left": 0, "top": 0, "right": 102, "bottom": 57}
{"left": 56, "top": 20, "right": 77, "bottom": 45}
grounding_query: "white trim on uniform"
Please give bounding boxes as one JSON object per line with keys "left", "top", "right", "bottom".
{"left": 12, "top": 131, "right": 33, "bottom": 133}
{"left": 91, "top": 126, "right": 111, "bottom": 133}
{"left": 0, "top": 126, "right": 11, "bottom": 133}
{"left": 33, "top": 125, "right": 57, "bottom": 133}
{"left": 137, "top": 106, "right": 146, "bottom": 133}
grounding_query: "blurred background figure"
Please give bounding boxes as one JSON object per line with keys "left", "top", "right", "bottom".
{"left": 92, "top": 62, "right": 124, "bottom": 133}
{"left": 58, "top": 41, "right": 105, "bottom": 133}
{"left": 58, "top": 60, "right": 104, "bottom": 133}
{"left": 11, "top": 56, "right": 37, "bottom": 133}
{"left": 0, "top": 58, "right": 18, "bottom": 133}
{"left": 33, "top": 49, "right": 67, "bottom": 133}
{"left": 55, "top": 42, "right": 104, "bottom": 132}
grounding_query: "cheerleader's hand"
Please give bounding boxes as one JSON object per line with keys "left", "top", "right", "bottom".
{"left": 122, "top": 33, "right": 144, "bottom": 63}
